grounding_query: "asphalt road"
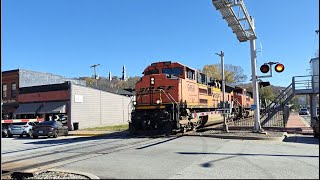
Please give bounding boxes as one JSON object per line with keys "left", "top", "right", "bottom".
{"left": 2, "top": 133, "right": 319, "bottom": 179}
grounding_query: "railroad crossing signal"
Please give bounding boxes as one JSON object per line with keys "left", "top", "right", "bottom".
{"left": 259, "top": 81, "right": 270, "bottom": 88}
{"left": 275, "top": 63, "right": 285, "bottom": 73}
{"left": 260, "top": 63, "right": 285, "bottom": 74}
{"left": 260, "top": 64, "right": 270, "bottom": 74}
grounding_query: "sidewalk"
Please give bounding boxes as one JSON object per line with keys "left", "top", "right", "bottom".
{"left": 285, "top": 113, "right": 313, "bottom": 134}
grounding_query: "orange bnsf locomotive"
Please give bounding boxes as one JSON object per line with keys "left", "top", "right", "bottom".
{"left": 129, "top": 61, "right": 254, "bottom": 135}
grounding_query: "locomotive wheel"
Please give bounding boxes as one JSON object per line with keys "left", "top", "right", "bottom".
{"left": 159, "top": 121, "right": 173, "bottom": 136}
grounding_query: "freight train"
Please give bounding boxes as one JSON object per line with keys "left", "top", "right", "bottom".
{"left": 129, "top": 61, "right": 254, "bottom": 135}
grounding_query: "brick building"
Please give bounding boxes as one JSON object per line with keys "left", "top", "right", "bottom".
{"left": 2, "top": 69, "right": 85, "bottom": 119}
{"left": 2, "top": 70, "right": 19, "bottom": 119}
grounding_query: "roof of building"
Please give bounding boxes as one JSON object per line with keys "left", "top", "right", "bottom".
{"left": 19, "top": 82, "right": 70, "bottom": 94}
{"left": 2, "top": 69, "right": 20, "bottom": 74}
{"left": 96, "top": 87, "right": 133, "bottom": 96}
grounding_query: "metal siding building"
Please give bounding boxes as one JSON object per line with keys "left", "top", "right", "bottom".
{"left": 70, "top": 84, "right": 132, "bottom": 129}
{"left": 19, "top": 69, "right": 86, "bottom": 88}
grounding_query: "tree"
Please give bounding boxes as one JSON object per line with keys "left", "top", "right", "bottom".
{"left": 259, "top": 86, "right": 275, "bottom": 105}
{"left": 289, "top": 96, "right": 301, "bottom": 111}
{"left": 84, "top": 76, "right": 140, "bottom": 91}
{"left": 202, "top": 64, "right": 247, "bottom": 84}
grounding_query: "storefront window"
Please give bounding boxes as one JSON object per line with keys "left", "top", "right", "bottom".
{"left": 2, "top": 84, "right": 7, "bottom": 98}
{"left": 11, "top": 83, "right": 17, "bottom": 98}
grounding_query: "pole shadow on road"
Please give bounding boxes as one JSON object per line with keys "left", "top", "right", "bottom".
{"left": 176, "top": 152, "right": 319, "bottom": 168}
{"left": 283, "top": 135, "right": 319, "bottom": 145}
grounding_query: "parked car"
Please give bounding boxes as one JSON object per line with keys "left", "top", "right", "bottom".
{"left": 32, "top": 120, "right": 69, "bottom": 138}
{"left": 2, "top": 126, "right": 8, "bottom": 138}
{"left": 299, "top": 108, "right": 309, "bottom": 115}
{"left": 8, "top": 122, "right": 37, "bottom": 138}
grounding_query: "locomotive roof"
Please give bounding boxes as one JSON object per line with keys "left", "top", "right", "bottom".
{"left": 144, "top": 61, "right": 198, "bottom": 72}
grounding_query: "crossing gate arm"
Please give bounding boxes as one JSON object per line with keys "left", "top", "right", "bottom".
{"left": 1, "top": 118, "right": 45, "bottom": 124}
{"left": 192, "top": 111, "right": 222, "bottom": 118}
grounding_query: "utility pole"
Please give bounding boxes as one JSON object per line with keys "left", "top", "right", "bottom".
{"left": 90, "top": 64, "right": 100, "bottom": 87}
{"left": 216, "top": 51, "right": 228, "bottom": 132}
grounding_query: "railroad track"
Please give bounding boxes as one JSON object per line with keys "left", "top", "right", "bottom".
{"left": 1, "top": 136, "right": 178, "bottom": 179}
{"left": 2, "top": 117, "right": 254, "bottom": 179}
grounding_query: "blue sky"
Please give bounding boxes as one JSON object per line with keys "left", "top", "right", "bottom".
{"left": 2, "top": 0, "right": 319, "bottom": 86}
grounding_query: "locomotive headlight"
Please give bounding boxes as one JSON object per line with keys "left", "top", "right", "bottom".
{"left": 156, "top": 100, "right": 161, "bottom": 104}
{"left": 133, "top": 101, "right": 137, "bottom": 105}
{"left": 150, "top": 77, "right": 155, "bottom": 85}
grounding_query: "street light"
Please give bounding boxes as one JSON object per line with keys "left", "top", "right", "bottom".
{"left": 215, "top": 51, "right": 228, "bottom": 132}
{"left": 212, "top": 0, "right": 262, "bottom": 132}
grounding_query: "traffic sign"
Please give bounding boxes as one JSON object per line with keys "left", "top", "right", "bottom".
{"left": 251, "top": 105, "right": 257, "bottom": 110}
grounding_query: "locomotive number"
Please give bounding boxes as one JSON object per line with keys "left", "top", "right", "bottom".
{"left": 187, "top": 84, "right": 195, "bottom": 92}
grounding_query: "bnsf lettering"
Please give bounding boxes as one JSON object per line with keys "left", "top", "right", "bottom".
{"left": 139, "top": 86, "right": 175, "bottom": 93}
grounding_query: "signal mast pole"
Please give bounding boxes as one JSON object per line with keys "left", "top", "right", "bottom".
{"left": 212, "top": 0, "right": 262, "bottom": 132}
{"left": 249, "top": 19, "right": 262, "bottom": 131}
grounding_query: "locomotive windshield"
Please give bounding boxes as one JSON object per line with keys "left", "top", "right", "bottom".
{"left": 144, "top": 69, "right": 159, "bottom": 75}
{"left": 162, "top": 67, "right": 183, "bottom": 76}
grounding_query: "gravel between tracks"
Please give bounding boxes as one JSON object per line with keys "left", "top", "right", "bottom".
{"left": 25, "top": 171, "right": 89, "bottom": 179}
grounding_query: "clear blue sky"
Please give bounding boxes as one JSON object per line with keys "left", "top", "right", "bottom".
{"left": 2, "top": 0, "right": 319, "bottom": 86}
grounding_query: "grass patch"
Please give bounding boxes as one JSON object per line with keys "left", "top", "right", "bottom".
{"left": 82, "top": 124, "right": 129, "bottom": 131}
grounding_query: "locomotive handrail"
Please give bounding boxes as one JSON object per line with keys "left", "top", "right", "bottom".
{"left": 166, "top": 92, "right": 180, "bottom": 122}
{"left": 159, "top": 89, "right": 177, "bottom": 122}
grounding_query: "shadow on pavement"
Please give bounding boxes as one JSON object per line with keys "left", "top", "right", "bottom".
{"left": 23, "top": 131, "right": 131, "bottom": 144}
{"left": 177, "top": 152, "right": 319, "bottom": 158}
{"left": 283, "top": 135, "right": 319, "bottom": 145}
{"left": 176, "top": 151, "right": 319, "bottom": 168}
{"left": 2, "top": 131, "right": 131, "bottom": 155}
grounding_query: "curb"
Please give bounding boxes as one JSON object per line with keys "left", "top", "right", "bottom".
{"left": 185, "top": 132, "right": 287, "bottom": 141}
{"left": 68, "top": 130, "right": 127, "bottom": 137}
{"left": 299, "top": 116, "right": 311, "bottom": 128}
{"left": 47, "top": 169, "right": 100, "bottom": 179}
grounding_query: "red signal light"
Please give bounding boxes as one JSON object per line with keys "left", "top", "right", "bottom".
{"left": 275, "top": 63, "right": 285, "bottom": 73}
{"left": 260, "top": 64, "right": 270, "bottom": 73}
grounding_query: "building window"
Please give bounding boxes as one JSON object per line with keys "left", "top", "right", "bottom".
{"left": 11, "top": 83, "right": 17, "bottom": 98}
{"left": 2, "top": 84, "right": 7, "bottom": 98}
